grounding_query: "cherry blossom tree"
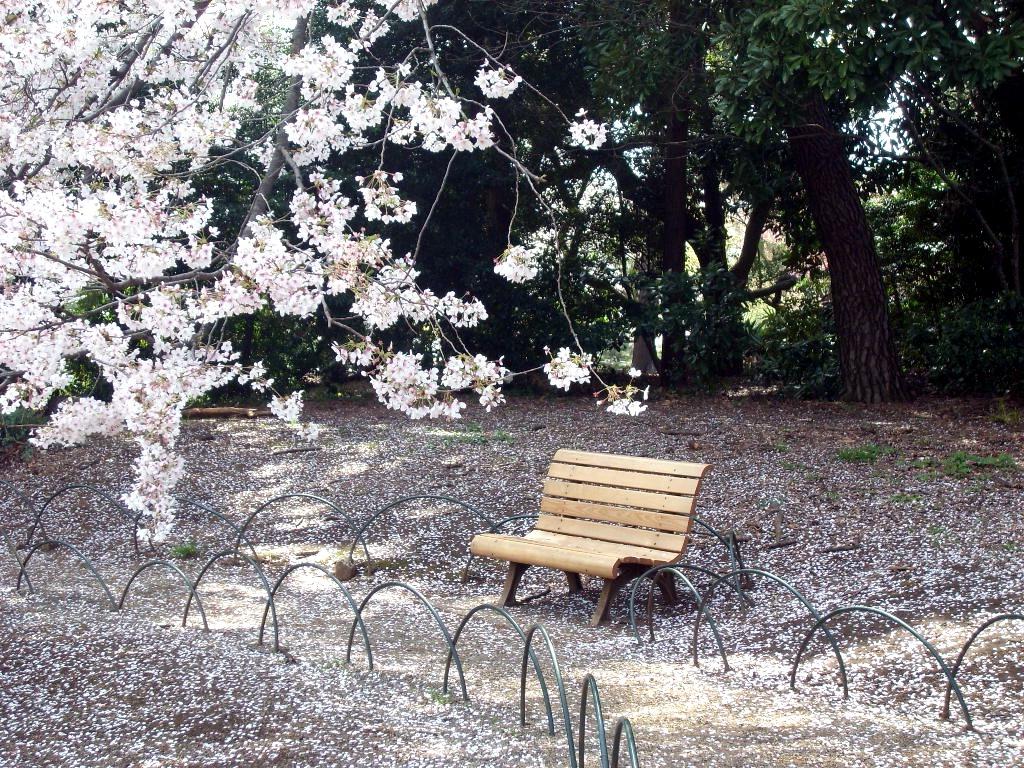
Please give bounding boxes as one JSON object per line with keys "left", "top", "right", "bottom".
{"left": 0, "top": 0, "right": 641, "bottom": 542}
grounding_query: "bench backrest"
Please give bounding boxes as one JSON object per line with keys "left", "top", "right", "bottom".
{"left": 537, "top": 449, "right": 711, "bottom": 557}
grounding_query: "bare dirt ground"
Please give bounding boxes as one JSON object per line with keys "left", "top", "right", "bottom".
{"left": 1, "top": 391, "right": 1023, "bottom": 767}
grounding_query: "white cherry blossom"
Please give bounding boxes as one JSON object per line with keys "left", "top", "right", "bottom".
{"left": 543, "top": 347, "right": 593, "bottom": 390}
{"left": 568, "top": 109, "right": 609, "bottom": 150}
{"left": 0, "top": 0, "right": 637, "bottom": 541}
{"left": 494, "top": 244, "right": 542, "bottom": 283}
{"left": 474, "top": 66, "right": 522, "bottom": 99}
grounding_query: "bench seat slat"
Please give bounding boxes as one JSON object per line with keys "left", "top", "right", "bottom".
{"left": 547, "top": 462, "right": 701, "bottom": 495}
{"left": 543, "top": 478, "right": 692, "bottom": 514}
{"left": 539, "top": 497, "right": 693, "bottom": 533}
{"left": 553, "top": 449, "right": 709, "bottom": 479}
{"left": 534, "top": 514, "right": 687, "bottom": 553}
{"left": 525, "top": 530, "right": 675, "bottom": 564}
{"left": 470, "top": 532, "right": 624, "bottom": 578}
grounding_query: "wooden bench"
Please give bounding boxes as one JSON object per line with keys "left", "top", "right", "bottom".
{"left": 470, "top": 449, "right": 711, "bottom": 626}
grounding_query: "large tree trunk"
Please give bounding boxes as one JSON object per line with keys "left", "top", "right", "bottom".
{"left": 630, "top": 332, "right": 659, "bottom": 374}
{"left": 656, "top": 1, "right": 694, "bottom": 386}
{"left": 697, "top": 92, "right": 727, "bottom": 273}
{"left": 659, "top": 108, "right": 689, "bottom": 386}
{"left": 786, "top": 94, "right": 907, "bottom": 403}
{"left": 700, "top": 160, "right": 727, "bottom": 271}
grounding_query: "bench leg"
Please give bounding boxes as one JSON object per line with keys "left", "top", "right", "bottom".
{"left": 590, "top": 574, "right": 627, "bottom": 627}
{"left": 656, "top": 572, "right": 678, "bottom": 605}
{"left": 498, "top": 562, "right": 529, "bottom": 607}
{"left": 565, "top": 571, "right": 583, "bottom": 594}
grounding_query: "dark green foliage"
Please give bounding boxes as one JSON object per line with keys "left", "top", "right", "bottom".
{"left": 680, "top": 270, "right": 752, "bottom": 386}
{"left": 906, "top": 294, "right": 1024, "bottom": 395}
{"left": 868, "top": 168, "right": 1024, "bottom": 395}
{"left": 752, "top": 280, "right": 840, "bottom": 398}
{"left": 636, "top": 268, "right": 752, "bottom": 387}
{"left": 225, "top": 309, "right": 341, "bottom": 394}
{"left": 169, "top": 542, "right": 200, "bottom": 560}
{"left": 1, "top": 408, "right": 38, "bottom": 449}
{"left": 392, "top": 152, "right": 630, "bottom": 372}
{"left": 753, "top": 280, "right": 1024, "bottom": 399}
{"left": 716, "top": 1, "right": 1024, "bottom": 139}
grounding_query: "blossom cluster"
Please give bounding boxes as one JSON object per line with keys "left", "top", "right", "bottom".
{"left": 599, "top": 368, "right": 650, "bottom": 416}
{"left": 270, "top": 391, "right": 320, "bottom": 441}
{"left": 355, "top": 171, "right": 418, "bottom": 224}
{"left": 441, "top": 354, "right": 509, "bottom": 411}
{"left": 494, "top": 244, "right": 543, "bottom": 283}
{"left": 543, "top": 347, "right": 594, "bottom": 390}
{"left": 568, "top": 110, "right": 609, "bottom": 150}
{"left": 474, "top": 66, "right": 522, "bottom": 99}
{"left": 0, "top": 0, "right": 629, "bottom": 541}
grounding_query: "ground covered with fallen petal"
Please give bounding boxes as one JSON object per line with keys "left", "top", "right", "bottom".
{"left": 1, "top": 391, "right": 1022, "bottom": 767}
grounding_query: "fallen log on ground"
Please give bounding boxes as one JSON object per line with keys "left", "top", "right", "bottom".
{"left": 182, "top": 406, "right": 272, "bottom": 419}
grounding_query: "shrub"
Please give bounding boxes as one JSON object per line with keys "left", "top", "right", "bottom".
{"left": 686, "top": 268, "right": 752, "bottom": 383}
{"left": 169, "top": 542, "right": 200, "bottom": 560}
{"left": 1, "top": 408, "right": 39, "bottom": 449}
{"left": 634, "top": 267, "right": 753, "bottom": 387}
{"left": 751, "top": 278, "right": 840, "bottom": 398}
{"left": 907, "top": 294, "right": 1024, "bottom": 395}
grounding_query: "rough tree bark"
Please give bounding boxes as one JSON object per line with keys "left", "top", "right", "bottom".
{"left": 785, "top": 93, "right": 908, "bottom": 403}
{"left": 630, "top": 331, "right": 659, "bottom": 374}
{"left": 656, "top": 0, "right": 697, "bottom": 387}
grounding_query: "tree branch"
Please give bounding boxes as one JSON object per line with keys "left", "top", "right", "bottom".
{"left": 233, "top": 15, "right": 309, "bottom": 245}
{"left": 746, "top": 272, "right": 798, "bottom": 301}
{"left": 731, "top": 198, "right": 773, "bottom": 287}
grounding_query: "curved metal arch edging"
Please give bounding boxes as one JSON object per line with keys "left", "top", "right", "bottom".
{"left": 644, "top": 562, "right": 753, "bottom": 607}
{"left": 610, "top": 717, "right": 641, "bottom": 768}
{"left": 941, "top": 612, "right": 1024, "bottom": 723}
{"left": 238, "top": 493, "right": 372, "bottom": 568}
{"left": 689, "top": 517, "right": 742, "bottom": 569}
{"left": 0, "top": 478, "right": 39, "bottom": 526}
{"left": 16, "top": 539, "right": 118, "bottom": 610}
{"left": 261, "top": 562, "right": 371, "bottom": 661}
{"left": 0, "top": 478, "right": 36, "bottom": 506}
{"left": 693, "top": 567, "right": 849, "bottom": 695}
{"left": 2, "top": 528, "right": 32, "bottom": 592}
{"left": 174, "top": 496, "right": 261, "bottom": 561}
{"left": 27, "top": 484, "right": 143, "bottom": 554}
{"left": 520, "top": 623, "right": 578, "bottom": 768}
{"left": 118, "top": 559, "right": 209, "bottom": 631}
{"left": 1, "top": 480, "right": 38, "bottom": 588}
{"left": 460, "top": 513, "right": 539, "bottom": 582}
{"left": 441, "top": 603, "right": 556, "bottom": 735}
{"left": 725, "top": 529, "right": 746, "bottom": 566}
{"left": 577, "top": 673, "right": 611, "bottom": 768}
{"left": 184, "top": 548, "right": 280, "bottom": 651}
{"left": 790, "top": 605, "right": 972, "bottom": 729}
{"left": 344, "top": 580, "right": 467, "bottom": 700}
{"left": 346, "top": 494, "right": 496, "bottom": 568}
{"left": 626, "top": 565, "right": 729, "bottom": 670}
